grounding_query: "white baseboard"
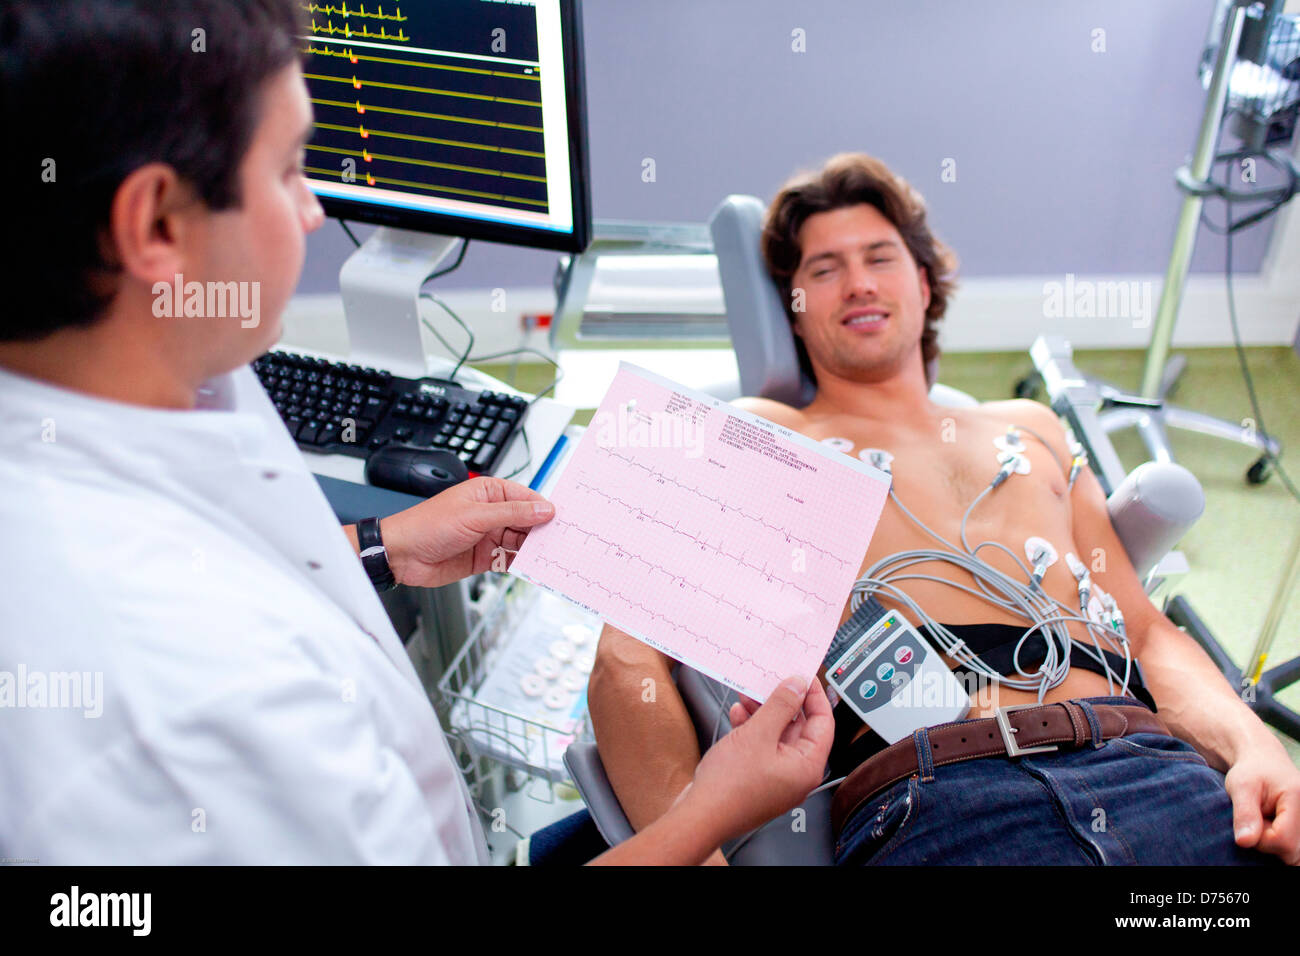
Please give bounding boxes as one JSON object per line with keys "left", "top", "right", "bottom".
{"left": 940, "top": 273, "right": 1299, "bottom": 353}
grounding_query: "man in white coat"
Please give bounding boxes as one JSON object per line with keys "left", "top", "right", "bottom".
{"left": 0, "top": 0, "right": 832, "bottom": 865}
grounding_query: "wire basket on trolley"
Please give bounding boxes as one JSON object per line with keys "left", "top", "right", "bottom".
{"left": 435, "top": 575, "right": 599, "bottom": 801}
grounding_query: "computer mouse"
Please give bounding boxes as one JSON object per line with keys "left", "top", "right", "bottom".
{"left": 365, "top": 445, "right": 470, "bottom": 498}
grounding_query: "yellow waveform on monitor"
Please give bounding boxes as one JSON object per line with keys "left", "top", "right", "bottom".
{"left": 307, "top": 142, "right": 546, "bottom": 183}
{"left": 302, "top": 3, "right": 407, "bottom": 22}
{"left": 304, "top": 72, "right": 541, "bottom": 109}
{"left": 308, "top": 18, "right": 408, "bottom": 42}
{"left": 313, "top": 97, "right": 542, "bottom": 134}
{"left": 312, "top": 126, "right": 545, "bottom": 159}
{"left": 303, "top": 165, "right": 547, "bottom": 208}
{"left": 302, "top": 45, "right": 539, "bottom": 82}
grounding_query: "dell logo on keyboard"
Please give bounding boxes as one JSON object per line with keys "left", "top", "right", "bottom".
{"left": 418, "top": 383, "right": 447, "bottom": 396}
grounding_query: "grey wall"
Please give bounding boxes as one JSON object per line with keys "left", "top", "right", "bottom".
{"left": 297, "top": 0, "right": 1276, "bottom": 295}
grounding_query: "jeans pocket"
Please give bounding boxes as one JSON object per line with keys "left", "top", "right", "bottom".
{"left": 1109, "top": 732, "right": 1208, "bottom": 764}
{"left": 835, "top": 776, "right": 921, "bottom": 866}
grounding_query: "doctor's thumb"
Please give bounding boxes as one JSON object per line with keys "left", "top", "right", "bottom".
{"left": 467, "top": 498, "right": 555, "bottom": 534}
{"left": 744, "top": 677, "right": 808, "bottom": 737}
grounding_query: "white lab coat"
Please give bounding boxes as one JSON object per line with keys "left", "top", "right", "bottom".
{"left": 0, "top": 363, "right": 488, "bottom": 864}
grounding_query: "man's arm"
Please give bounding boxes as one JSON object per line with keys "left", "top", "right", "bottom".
{"left": 587, "top": 623, "right": 730, "bottom": 863}
{"left": 1072, "top": 461, "right": 1279, "bottom": 769}
{"left": 1020, "top": 401, "right": 1300, "bottom": 862}
{"left": 1015, "top": 398, "right": 1270, "bottom": 768}
{"left": 588, "top": 623, "right": 702, "bottom": 827}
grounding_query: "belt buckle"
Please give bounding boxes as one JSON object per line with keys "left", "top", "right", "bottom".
{"left": 994, "top": 703, "right": 1059, "bottom": 758}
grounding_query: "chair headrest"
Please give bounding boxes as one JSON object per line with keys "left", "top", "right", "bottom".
{"left": 709, "top": 194, "right": 817, "bottom": 408}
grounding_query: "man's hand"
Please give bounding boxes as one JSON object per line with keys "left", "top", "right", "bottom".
{"left": 1224, "top": 741, "right": 1300, "bottom": 865}
{"left": 352, "top": 477, "right": 554, "bottom": 589}
{"left": 679, "top": 676, "right": 834, "bottom": 843}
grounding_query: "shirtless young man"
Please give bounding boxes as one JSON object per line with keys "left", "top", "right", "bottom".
{"left": 587, "top": 153, "right": 1300, "bottom": 865}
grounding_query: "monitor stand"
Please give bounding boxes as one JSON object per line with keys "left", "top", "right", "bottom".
{"left": 337, "top": 226, "right": 461, "bottom": 380}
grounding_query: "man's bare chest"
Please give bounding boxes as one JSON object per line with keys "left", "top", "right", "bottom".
{"left": 796, "top": 410, "right": 1073, "bottom": 545}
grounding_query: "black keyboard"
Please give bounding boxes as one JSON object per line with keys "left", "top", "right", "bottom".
{"left": 252, "top": 350, "right": 528, "bottom": 474}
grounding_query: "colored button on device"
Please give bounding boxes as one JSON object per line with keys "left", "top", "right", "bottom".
{"left": 860, "top": 681, "right": 878, "bottom": 699}
{"left": 894, "top": 646, "right": 914, "bottom": 665}
{"left": 876, "top": 663, "right": 895, "bottom": 681}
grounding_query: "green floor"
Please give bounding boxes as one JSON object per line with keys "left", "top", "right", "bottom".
{"left": 478, "top": 346, "right": 1300, "bottom": 766}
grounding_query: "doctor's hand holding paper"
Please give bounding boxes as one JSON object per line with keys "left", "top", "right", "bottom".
{"left": 591, "top": 677, "right": 834, "bottom": 866}
{"left": 344, "top": 477, "right": 556, "bottom": 589}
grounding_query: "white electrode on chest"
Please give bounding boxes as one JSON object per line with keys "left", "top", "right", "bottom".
{"left": 997, "top": 450, "right": 1031, "bottom": 475}
{"left": 993, "top": 428, "right": 1025, "bottom": 455}
{"left": 821, "top": 436, "right": 855, "bottom": 454}
{"left": 1024, "top": 536, "right": 1058, "bottom": 588}
{"left": 860, "top": 448, "right": 894, "bottom": 474}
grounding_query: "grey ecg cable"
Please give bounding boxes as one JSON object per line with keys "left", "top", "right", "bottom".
{"left": 849, "top": 424, "right": 1134, "bottom": 701}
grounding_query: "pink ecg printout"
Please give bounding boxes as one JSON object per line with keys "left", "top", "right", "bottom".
{"left": 510, "top": 364, "right": 892, "bottom": 701}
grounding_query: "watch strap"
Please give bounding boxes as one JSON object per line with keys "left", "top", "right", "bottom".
{"left": 357, "top": 516, "right": 397, "bottom": 592}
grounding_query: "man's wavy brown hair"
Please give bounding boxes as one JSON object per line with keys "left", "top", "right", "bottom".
{"left": 761, "top": 153, "right": 958, "bottom": 388}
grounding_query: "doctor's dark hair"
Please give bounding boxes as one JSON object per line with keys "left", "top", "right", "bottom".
{"left": 761, "top": 153, "right": 958, "bottom": 388}
{"left": 0, "top": 0, "right": 305, "bottom": 342}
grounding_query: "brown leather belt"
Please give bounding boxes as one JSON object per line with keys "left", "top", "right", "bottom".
{"left": 830, "top": 700, "right": 1170, "bottom": 837}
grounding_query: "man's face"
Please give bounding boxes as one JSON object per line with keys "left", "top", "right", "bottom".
{"left": 789, "top": 203, "right": 931, "bottom": 384}
{"left": 185, "top": 64, "right": 324, "bottom": 373}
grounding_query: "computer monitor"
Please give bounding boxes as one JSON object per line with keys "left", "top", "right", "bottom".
{"left": 296, "top": 0, "right": 592, "bottom": 376}
{"left": 302, "top": 0, "right": 590, "bottom": 251}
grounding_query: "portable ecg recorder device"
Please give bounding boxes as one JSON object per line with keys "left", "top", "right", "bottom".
{"left": 823, "top": 598, "right": 971, "bottom": 743}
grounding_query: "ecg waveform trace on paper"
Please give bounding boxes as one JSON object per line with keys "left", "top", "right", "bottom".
{"left": 527, "top": 554, "right": 787, "bottom": 685}
{"left": 590, "top": 446, "right": 851, "bottom": 567}
{"left": 550, "top": 517, "right": 818, "bottom": 643}
{"left": 510, "top": 364, "right": 891, "bottom": 701}
{"left": 564, "top": 487, "right": 832, "bottom": 607}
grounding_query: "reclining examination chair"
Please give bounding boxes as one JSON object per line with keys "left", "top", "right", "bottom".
{"left": 563, "top": 195, "right": 1206, "bottom": 865}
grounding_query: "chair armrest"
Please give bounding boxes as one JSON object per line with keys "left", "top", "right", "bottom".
{"left": 563, "top": 742, "right": 636, "bottom": 847}
{"left": 1106, "top": 461, "right": 1205, "bottom": 580}
{"left": 676, "top": 665, "right": 735, "bottom": 751}
{"left": 722, "top": 786, "right": 838, "bottom": 866}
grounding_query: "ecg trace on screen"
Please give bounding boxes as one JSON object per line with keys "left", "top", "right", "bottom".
{"left": 510, "top": 364, "right": 891, "bottom": 701}
{"left": 298, "top": 0, "right": 549, "bottom": 214}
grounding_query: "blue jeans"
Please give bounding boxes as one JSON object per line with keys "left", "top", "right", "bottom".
{"left": 834, "top": 697, "right": 1281, "bottom": 866}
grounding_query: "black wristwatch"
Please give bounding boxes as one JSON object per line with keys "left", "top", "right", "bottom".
{"left": 357, "top": 516, "right": 398, "bottom": 592}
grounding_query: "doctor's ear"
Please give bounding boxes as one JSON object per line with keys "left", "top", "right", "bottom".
{"left": 919, "top": 267, "right": 932, "bottom": 314}
{"left": 107, "top": 162, "right": 203, "bottom": 288}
